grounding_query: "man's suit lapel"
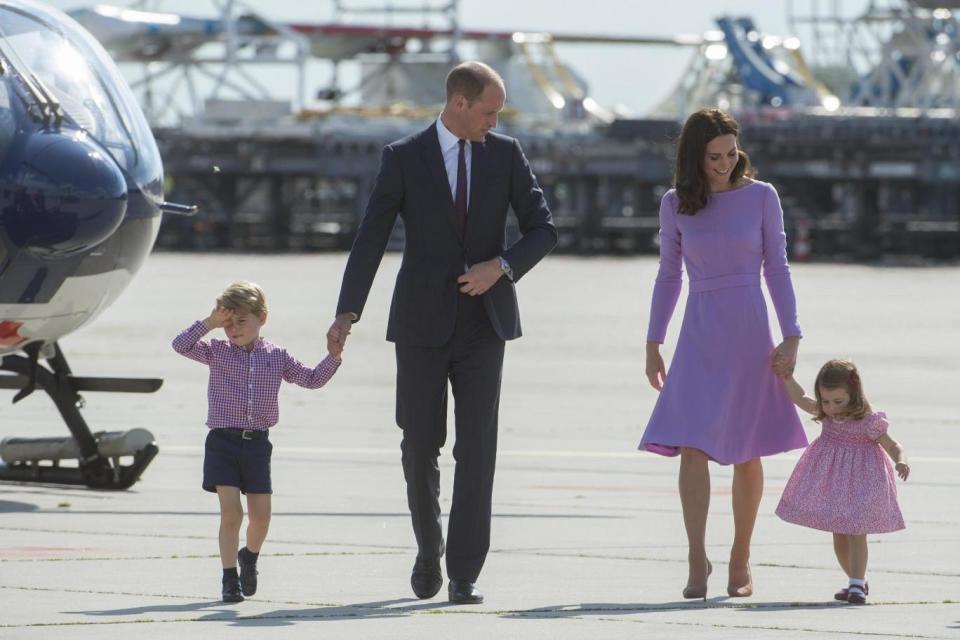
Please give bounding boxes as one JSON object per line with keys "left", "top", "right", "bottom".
{"left": 420, "top": 123, "right": 463, "bottom": 245}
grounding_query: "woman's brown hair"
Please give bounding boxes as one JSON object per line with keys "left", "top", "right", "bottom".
{"left": 813, "top": 359, "right": 872, "bottom": 422}
{"left": 674, "top": 108, "right": 755, "bottom": 215}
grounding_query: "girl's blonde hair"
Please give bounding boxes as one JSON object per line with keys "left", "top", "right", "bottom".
{"left": 217, "top": 281, "right": 268, "bottom": 316}
{"left": 813, "top": 358, "right": 872, "bottom": 422}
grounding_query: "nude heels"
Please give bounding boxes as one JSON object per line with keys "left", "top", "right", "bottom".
{"left": 682, "top": 559, "right": 712, "bottom": 601}
{"left": 727, "top": 562, "right": 753, "bottom": 598}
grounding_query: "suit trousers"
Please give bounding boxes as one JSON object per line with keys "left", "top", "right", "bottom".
{"left": 395, "top": 292, "right": 505, "bottom": 583}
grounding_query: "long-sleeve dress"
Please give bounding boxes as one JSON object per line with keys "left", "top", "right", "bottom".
{"left": 639, "top": 181, "right": 808, "bottom": 464}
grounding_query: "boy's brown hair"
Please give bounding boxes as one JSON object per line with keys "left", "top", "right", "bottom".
{"left": 217, "top": 281, "right": 268, "bottom": 316}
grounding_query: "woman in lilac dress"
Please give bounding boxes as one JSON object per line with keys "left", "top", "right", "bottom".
{"left": 640, "top": 109, "right": 807, "bottom": 600}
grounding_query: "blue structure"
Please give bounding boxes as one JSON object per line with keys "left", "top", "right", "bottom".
{"left": 716, "top": 16, "right": 820, "bottom": 108}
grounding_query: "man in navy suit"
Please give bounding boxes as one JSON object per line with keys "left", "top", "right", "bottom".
{"left": 327, "top": 61, "right": 557, "bottom": 604}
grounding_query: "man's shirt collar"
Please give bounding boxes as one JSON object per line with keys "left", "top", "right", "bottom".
{"left": 437, "top": 116, "right": 467, "bottom": 154}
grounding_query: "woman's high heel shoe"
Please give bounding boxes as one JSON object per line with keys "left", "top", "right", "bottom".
{"left": 727, "top": 562, "right": 753, "bottom": 598}
{"left": 682, "top": 559, "right": 712, "bottom": 601}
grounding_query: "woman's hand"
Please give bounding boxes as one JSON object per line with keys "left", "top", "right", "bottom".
{"left": 646, "top": 342, "right": 666, "bottom": 391}
{"left": 772, "top": 336, "right": 800, "bottom": 378}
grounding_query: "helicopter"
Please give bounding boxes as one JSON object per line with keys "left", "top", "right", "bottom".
{"left": 0, "top": 0, "right": 194, "bottom": 489}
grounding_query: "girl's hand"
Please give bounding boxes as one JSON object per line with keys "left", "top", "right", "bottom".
{"left": 895, "top": 461, "right": 910, "bottom": 481}
{"left": 645, "top": 343, "right": 666, "bottom": 391}
{"left": 205, "top": 306, "right": 233, "bottom": 330}
{"left": 328, "top": 341, "right": 344, "bottom": 361}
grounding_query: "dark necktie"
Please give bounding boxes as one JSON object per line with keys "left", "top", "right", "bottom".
{"left": 455, "top": 139, "right": 467, "bottom": 235}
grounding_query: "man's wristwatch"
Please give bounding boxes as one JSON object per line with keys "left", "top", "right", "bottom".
{"left": 498, "top": 256, "right": 514, "bottom": 281}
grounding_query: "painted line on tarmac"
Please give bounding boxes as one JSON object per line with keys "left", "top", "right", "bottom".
{"left": 2, "top": 542, "right": 957, "bottom": 578}
{"left": 159, "top": 445, "right": 960, "bottom": 463}
{"left": 0, "top": 550, "right": 401, "bottom": 563}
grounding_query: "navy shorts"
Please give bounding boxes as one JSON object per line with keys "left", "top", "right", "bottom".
{"left": 203, "top": 428, "right": 273, "bottom": 495}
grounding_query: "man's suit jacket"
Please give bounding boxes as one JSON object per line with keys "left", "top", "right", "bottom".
{"left": 336, "top": 122, "right": 558, "bottom": 347}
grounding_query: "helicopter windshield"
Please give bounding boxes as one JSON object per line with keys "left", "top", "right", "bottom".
{"left": 0, "top": 72, "right": 13, "bottom": 164}
{"left": 0, "top": 1, "right": 162, "bottom": 204}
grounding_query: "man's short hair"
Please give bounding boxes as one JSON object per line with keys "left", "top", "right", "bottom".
{"left": 445, "top": 61, "right": 504, "bottom": 104}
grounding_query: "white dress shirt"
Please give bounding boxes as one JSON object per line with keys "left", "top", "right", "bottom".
{"left": 433, "top": 116, "right": 512, "bottom": 280}
{"left": 436, "top": 116, "right": 471, "bottom": 209}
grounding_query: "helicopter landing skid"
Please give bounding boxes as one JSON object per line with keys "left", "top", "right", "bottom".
{"left": 0, "top": 342, "right": 161, "bottom": 490}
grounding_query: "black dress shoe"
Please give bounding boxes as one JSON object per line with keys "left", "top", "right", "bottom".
{"left": 238, "top": 547, "right": 258, "bottom": 597}
{"left": 411, "top": 555, "right": 443, "bottom": 599}
{"left": 222, "top": 576, "right": 244, "bottom": 603}
{"left": 448, "top": 579, "right": 483, "bottom": 604}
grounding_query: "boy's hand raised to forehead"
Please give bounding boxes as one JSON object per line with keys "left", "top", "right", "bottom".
{"left": 204, "top": 306, "right": 233, "bottom": 330}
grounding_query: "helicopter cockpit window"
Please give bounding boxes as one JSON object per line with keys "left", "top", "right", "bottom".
{"left": 0, "top": 75, "right": 13, "bottom": 166}
{"left": 0, "top": 4, "right": 162, "bottom": 200}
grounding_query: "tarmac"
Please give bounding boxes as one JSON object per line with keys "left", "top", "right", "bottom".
{"left": 1, "top": 253, "right": 958, "bottom": 639}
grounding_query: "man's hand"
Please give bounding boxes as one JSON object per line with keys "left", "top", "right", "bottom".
{"left": 326, "top": 314, "right": 354, "bottom": 359}
{"left": 772, "top": 336, "right": 800, "bottom": 379}
{"left": 457, "top": 258, "right": 503, "bottom": 296}
{"left": 204, "top": 306, "right": 232, "bottom": 330}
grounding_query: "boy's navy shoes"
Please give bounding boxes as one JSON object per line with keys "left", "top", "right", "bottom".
{"left": 238, "top": 547, "right": 259, "bottom": 597}
{"left": 222, "top": 576, "right": 244, "bottom": 603}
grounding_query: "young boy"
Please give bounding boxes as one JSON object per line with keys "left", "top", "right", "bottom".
{"left": 172, "top": 280, "right": 342, "bottom": 602}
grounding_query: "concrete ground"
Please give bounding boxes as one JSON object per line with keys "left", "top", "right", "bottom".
{"left": 1, "top": 253, "right": 958, "bottom": 639}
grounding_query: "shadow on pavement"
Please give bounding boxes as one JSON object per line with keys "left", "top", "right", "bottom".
{"left": 70, "top": 598, "right": 456, "bottom": 627}
{"left": 228, "top": 599, "right": 457, "bottom": 626}
{"left": 500, "top": 599, "right": 848, "bottom": 618}
{"left": 0, "top": 500, "right": 38, "bottom": 513}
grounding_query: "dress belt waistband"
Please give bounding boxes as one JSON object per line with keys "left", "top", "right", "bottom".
{"left": 689, "top": 274, "right": 760, "bottom": 293}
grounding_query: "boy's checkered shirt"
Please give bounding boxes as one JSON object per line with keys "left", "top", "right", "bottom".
{"left": 173, "top": 321, "right": 341, "bottom": 430}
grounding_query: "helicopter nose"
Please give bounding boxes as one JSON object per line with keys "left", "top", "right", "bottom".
{"left": 4, "top": 130, "right": 127, "bottom": 258}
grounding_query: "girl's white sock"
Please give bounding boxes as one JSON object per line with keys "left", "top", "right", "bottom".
{"left": 849, "top": 578, "right": 866, "bottom": 590}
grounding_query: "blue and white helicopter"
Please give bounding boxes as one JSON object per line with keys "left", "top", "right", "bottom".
{"left": 0, "top": 0, "right": 193, "bottom": 489}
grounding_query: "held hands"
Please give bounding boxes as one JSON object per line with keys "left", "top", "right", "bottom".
{"left": 457, "top": 258, "right": 503, "bottom": 296}
{"left": 895, "top": 461, "right": 910, "bottom": 481}
{"left": 645, "top": 343, "right": 666, "bottom": 391}
{"left": 772, "top": 337, "right": 800, "bottom": 378}
{"left": 326, "top": 314, "right": 353, "bottom": 360}
{"left": 204, "top": 305, "right": 233, "bottom": 330}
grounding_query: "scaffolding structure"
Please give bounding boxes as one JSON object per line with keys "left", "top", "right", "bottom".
{"left": 788, "top": 0, "right": 960, "bottom": 110}
{"left": 57, "top": 0, "right": 960, "bottom": 259}
{"left": 71, "top": 1, "right": 310, "bottom": 124}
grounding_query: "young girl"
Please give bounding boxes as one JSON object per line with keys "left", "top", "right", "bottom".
{"left": 775, "top": 359, "right": 909, "bottom": 605}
